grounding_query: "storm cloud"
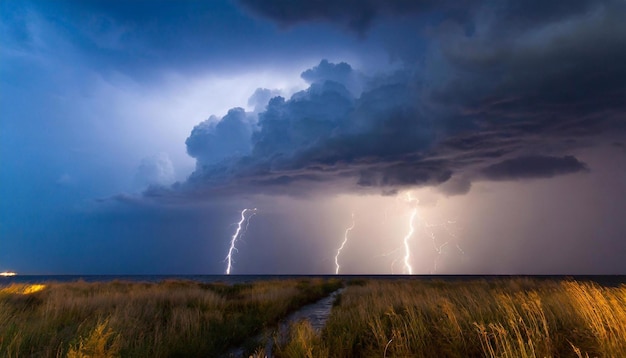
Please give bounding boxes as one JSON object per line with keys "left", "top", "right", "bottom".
{"left": 481, "top": 155, "right": 589, "bottom": 181}
{"left": 239, "top": 0, "right": 468, "bottom": 33}
{"left": 185, "top": 108, "right": 257, "bottom": 167}
{"left": 4, "top": 0, "right": 626, "bottom": 275}
{"left": 171, "top": 0, "right": 625, "bottom": 200}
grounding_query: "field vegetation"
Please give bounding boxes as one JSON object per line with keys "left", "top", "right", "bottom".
{"left": 0, "top": 278, "right": 342, "bottom": 357}
{"left": 4, "top": 277, "right": 624, "bottom": 357}
{"left": 276, "top": 278, "right": 626, "bottom": 358}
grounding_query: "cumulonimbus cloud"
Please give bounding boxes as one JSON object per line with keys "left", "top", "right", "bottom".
{"left": 156, "top": 0, "right": 625, "bottom": 200}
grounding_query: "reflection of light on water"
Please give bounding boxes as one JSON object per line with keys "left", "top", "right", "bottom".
{"left": 0, "top": 284, "right": 46, "bottom": 295}
{"left": 0, "top": 271, "right": 17, "bottom": 277}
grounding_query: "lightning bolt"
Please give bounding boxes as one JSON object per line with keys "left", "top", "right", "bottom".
{"left": 418, "top": 215, "right": 465, "bottom": 273}
{"left": 225, "top": 208, "right": 257, "bottom": 275}
{"left": 334, "top": 213, "right": 355, "bottom": 275}
{"left": 378, "top": 191, "right": 465, "bottom": 274}
{"left": 402, "top": 208, "right": 417, "bottom": 274}
{"left": 377, "top": 191, "right": 418, "bottom": 275}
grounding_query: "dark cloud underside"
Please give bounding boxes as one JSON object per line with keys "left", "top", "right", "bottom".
{"left": 481, "top": 155, "right": 588, "bottom": 181}
{"left": 239, "top": 0, "right": 467, "bottom": 33}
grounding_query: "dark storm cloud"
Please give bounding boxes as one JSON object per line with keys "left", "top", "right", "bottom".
{"left": 239, "top": 0, "right": 468, "bottom": 33}
{"left": 180, "top": 60, "right": 444, "bottom": 196}
{"left": 172, "top": 0, "right": 625, "bottom": 199}
{"left": 437, "top": 176, "right": 472, "bottom": 196}
{"left": 481, "top": 155, "right": 589, "bottom": 181}
{"left": 435, "top": 4, "right": 626, "bottom": 116}
{"left": 239, "top": 0, "right": 603, "bottom": 34}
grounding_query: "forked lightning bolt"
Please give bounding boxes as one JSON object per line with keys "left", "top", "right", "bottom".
{"left": 225, "top": 208, "right": 257, "bottom": 275}
{"left": 382, "top": 191, "right": 465, "bottom": 274}
{"left": 335, "top": 213, "right": 355, "bottom": 274}
{"left": 377, "top": 191, "right": 418, "bottom": 275}
{"left": 403, "top": 208, "right": 417, "bottom": 274}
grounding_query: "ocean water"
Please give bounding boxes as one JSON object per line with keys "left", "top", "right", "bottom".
{"left": 1, "top": 274, "right": 625, "bottom": 287}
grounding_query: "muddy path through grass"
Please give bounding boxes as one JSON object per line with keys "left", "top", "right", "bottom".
{"left": 226, "top": 287, "right": 344, "bottom": 357}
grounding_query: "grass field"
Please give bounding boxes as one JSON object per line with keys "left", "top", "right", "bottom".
{"left": 0, "top": 278, "right": 342, "bottom": 357}
{"left": 275, "top": 278, "right": 626, "bottom": 358}
{"left": 3, "top": 277, "right": 624, "bottom": 357}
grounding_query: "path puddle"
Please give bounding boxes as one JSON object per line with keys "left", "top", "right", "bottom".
{"left": 226, "top": 288, "right": 344, "bottom": 357}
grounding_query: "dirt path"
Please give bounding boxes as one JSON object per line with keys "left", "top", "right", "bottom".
{"left": 226, "top": 288, "right": 344, "bottom": 357}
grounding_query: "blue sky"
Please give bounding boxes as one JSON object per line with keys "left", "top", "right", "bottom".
{"left": 1, "top": 0, "right": 625, "bottom": 274}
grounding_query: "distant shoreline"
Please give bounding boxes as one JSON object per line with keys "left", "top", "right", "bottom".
{"left": 2, "top": 274, "right": 625, "bottom": 287}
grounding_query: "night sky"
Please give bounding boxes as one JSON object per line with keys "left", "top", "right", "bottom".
{"left": 1, "top": 0, "right": 625, "bottom": 275}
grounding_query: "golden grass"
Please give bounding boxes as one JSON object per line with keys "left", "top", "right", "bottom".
{"left": 274, "top": 320, "right": 329, "bottom": 358}
{"left": 277, "top": 278, "right": 626, "bottom": 358}
{"left": 5, "top": 278, "right": 623, "bottom": 357}
{"left": 66, "top": 319, "right": 120, "bottom": 358}
{"left": 0, "top": 278, "right": 342, "bottom": 357}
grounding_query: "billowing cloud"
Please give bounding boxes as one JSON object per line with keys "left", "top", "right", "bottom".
{"left": 157, "top": 0, "right": 626, "bottom": 201}
{"left": 176, "top": 48, "right": 617, "bottom": 200}
{"left": 185, "top": 108, "right": 257, "bottom": 167}
{"left": 301, "top": 60, "right": 351, "bottom": 84}
{"left": 300, "top": 59, "right": 363, "bottom": 95}
{"left": 181, "top": 60, "right": 444, "bottom": 196}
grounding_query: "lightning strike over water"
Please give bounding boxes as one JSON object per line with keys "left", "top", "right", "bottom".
{"left": 335, "top": 213, "right": 355, "bottom": 274}
{"left": 225, "top": 208, "right": 257, "bottom": 275}
{"left": 403, "top": 208, "right": 417, "bottom": 274}
{"left": 378, "top": 191, "right": 465, "bottom": 274}
{"left": 379, "top": 191, "right": 419, "bottom": 275}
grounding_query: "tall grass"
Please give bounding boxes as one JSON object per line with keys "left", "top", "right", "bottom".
{"left": 0, "top": 278, "right": 342, "bottom": 357}
{"left": 277, "top": 279, "right": 626, "bottom": 357}
{"left": 274, "top": 320, "right": 329, "bottom": 358}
